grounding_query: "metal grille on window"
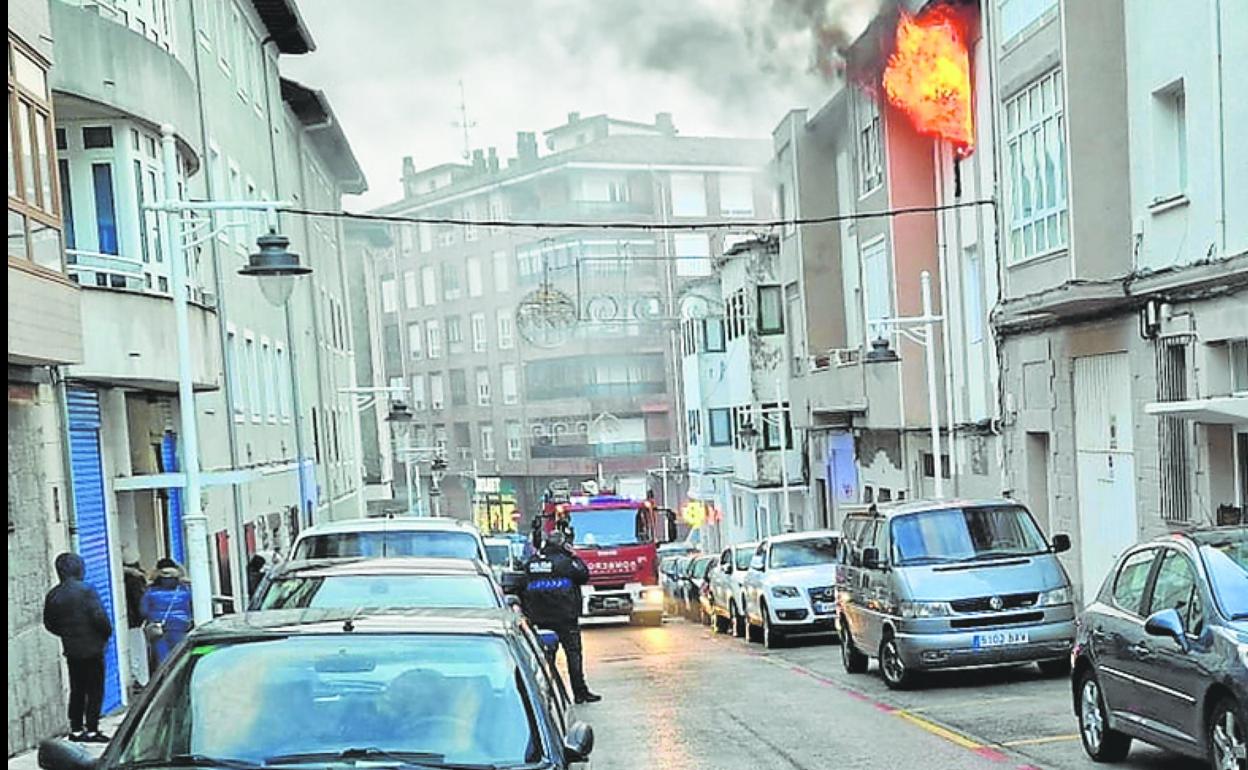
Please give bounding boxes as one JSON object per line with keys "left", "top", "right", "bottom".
{"left": 1156, "top": 335, "right": 1191, "bottom": 523}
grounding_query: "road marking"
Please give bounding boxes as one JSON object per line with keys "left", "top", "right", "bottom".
{"left": 999, "top": 734, "right": 1080, "bottom": 747}
{"left": 904, "top": 694, "right": 1034, "bottom": 714}
{"left": 894, "top": 710, "right": 984, "bottom": 750}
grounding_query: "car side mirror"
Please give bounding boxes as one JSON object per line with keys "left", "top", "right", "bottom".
{"left": 862, "top": 547, "right": 884, "bottom": 570}
{"left": 38, "top": 740, "right": 96, "bottom": 770}
{"left": 563, "top": 720, "right": 595, "bottom": 762}
{"left": 723, "top": 563, "right": 732, "bottom": 575}
{"left": 1051, "top": 534, "right": 1072, "bottom": 554}
{"left": 1145, "top": 608, "right": 1189, "bottom": 652}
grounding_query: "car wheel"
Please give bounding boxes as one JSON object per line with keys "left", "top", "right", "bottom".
{"left": 1208, "top": 697, "right": 1245, "bottom": 770}
{"left": 1037, "top": 658, "right": 1071, "bottom": 677}
{"left": 762, "top": 603, "right": 784, "bottom": 649}
{"left": 879, "top": 634, "right": 915, "bottom": 690}
{"left": 1076, "top": 670, "right": 1132, "bottom": 762}
{"left": 732, "top": 601, "right": 746, "bottom": 638}
{"left": 746, "top": 607, "right": 763, "bottom": 644}
{"left": 839, "top": 619, "right": 868, "bottom": 674}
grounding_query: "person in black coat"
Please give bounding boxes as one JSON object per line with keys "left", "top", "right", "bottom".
{"left": 519, "top": 530, "right": 601, "bottom": 704}
{"left": 43, "top": 552, "right": 113, "bottom": 742}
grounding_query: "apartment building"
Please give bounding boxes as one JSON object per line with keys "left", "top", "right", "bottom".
{"left": 5, "top": 0, "right": 367, "bottom": 732}
{"left": 359, "top": 113, "right": 771, "bottom": 523}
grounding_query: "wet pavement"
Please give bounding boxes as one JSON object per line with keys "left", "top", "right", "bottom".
{"left": 572, "top": 617, "right": 1208, "bottom": 770}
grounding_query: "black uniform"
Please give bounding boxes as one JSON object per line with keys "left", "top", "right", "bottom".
{"left": 520, "top": 543, "right": 592, "bottom": 698}
{"left": 43, "top": 553, "right": 113, "bottom": 737}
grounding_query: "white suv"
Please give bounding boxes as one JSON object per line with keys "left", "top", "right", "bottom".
{"left": 742, "top": 530, "right": 842, "bottom": 648}
{"left": 289, "top": 516, "right": 488, "bottom": 563}
{"left": 708, "top": 542, "right": 758, "bottom": 637}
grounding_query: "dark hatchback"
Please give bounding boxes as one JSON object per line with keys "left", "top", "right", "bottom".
{"left": 39, "top": 608, "right": 593, "bottom": 770}
{"left": 1071, "top": 526, "right": 1247, "bottom": 767}
{"left": 249, "top": 557, "right": 509, "bottom": 612}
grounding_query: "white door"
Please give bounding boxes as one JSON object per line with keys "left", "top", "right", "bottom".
{"left": 1073, "top": 353, "right": 1138, "bottom": 601}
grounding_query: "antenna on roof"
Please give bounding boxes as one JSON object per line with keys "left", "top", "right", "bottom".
{"left": 452, "top": 79, "right": 477, "bottom": 161}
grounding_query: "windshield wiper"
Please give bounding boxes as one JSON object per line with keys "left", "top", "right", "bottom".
{"left": 1230, "top": 612, "right": 1248, "bottom": 620}
{"left": 263, "top": 748, "right": 504, "bottom": 770}
{"left": 117, "top": 754, "right": 262, "bottom": 770}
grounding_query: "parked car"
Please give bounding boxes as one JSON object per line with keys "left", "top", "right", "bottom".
{"left": 681, "top": 555, "right": 717, "bottom": 622}
{"left": 837, "top": 499, "right": 1075, "bottom": 690}
{"left": 249, "top": 557, "right": 509, "bottom": 612}
{"left": 38, "top": 607, "right": 593, "bottom": 770}
{"left": 1071, "top": 526, "right": 1247, "bottom": 766}
{"left": 697, "top": 567, "right": 716, "bottom": 626}
{"left": 483, "top": 536, "right": 518, "bottom": 577}
{"left": 709, "top": 541, "right": 759, "bottom": 637}
{"left": 289, "top": 515, "right": 488, "bottom": 562}
{"left": 661, "top": 555, "right": 693, "bottom": 615}
{"left": 742, "top": 530, "right": 842, "bottom": 648}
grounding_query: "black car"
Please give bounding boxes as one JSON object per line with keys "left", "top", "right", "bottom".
{"left": 1071, "top": 526, "right": 1247, "bottom": 767}
{"left": 39, "top": 607, "right": 593, "bottom": 770}
{"left": 680, "top": 556, "right": 716, "bottom": 622}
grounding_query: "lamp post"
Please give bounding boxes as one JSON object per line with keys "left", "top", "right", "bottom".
{"left": 864, "top": 270, "right": 947, "bottom": 498}
{"left": 429, "top": 455, "right": 448, "bottom": 516}
{"left": 339, "top": 385, "right": 413, "bottom": 514}
{"left": 149, "top": 125, "right": 307, "bottom": 624}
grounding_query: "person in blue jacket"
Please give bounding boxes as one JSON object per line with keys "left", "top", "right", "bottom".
{"left": 140, "top": 558, "right": 193, "bottom": 666}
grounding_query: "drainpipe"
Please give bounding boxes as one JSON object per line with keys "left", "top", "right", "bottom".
{"left": 52, "top": 366, "right": 80, "bottom": 551}
{"left": 1211, "top": 0, "right": 1228, "bottom": 255}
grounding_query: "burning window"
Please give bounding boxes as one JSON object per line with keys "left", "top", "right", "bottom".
{"left": 855, "top": 93, "right": 884, "bottom": 195}
{"left": 1004, "top": 69, "right": 1068, "bottom": 261}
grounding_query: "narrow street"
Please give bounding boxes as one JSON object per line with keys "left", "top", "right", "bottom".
{"left": 579, "top": 618, "right": 1208, "bottom": 770}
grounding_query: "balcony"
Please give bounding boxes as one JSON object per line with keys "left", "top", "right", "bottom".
{"left": 8, "top": 260, "right": 83, "bottom": 367}
{"left": 66, "top": 249, "right": 214, "bottom": 305}
{"left": 793, "top": 347, "right": 869, "bottom": 421}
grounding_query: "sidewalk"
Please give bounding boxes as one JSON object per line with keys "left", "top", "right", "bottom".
{"left": 8, "top": 712, "right": 126, "bottom": 770}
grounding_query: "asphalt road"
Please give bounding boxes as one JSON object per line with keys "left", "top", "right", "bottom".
{"left": 571, "top": 617, "right": 1209, "bottom": 770}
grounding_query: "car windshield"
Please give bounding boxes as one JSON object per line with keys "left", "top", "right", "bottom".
{"left": 692, "top": 558, "right": 713, "bottom": 579}
{"left": 734, "top": 547, "right": 755, "bottom": 571}
{"left": 484, "top": 544, "right": 511, "bottom": 566}
{"left": 569, "top": 508, "right": 643, "bottom": 547}
{"left": 890, "top": 505, "right": 1049, "bottom": 566}
{"left": 293, "top": 532, "right": 480, "bottom": 561}
{"left": 1200, "top": 539, "right": 1248, "bottom": 619}
{"left": 769, "top": 537, "right": 840, "bottom": 569}
{"left": 256, "top": 575, "right": 500, "bottom": 610}
{"left": 114, "top": 635, "right": 539, "bottom": 767}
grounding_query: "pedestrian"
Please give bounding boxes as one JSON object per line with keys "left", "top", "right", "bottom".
{"left": 42, "top": 552, "right": 113, "bottom": 743}
{"left": 121, "top": 548, "right": 150, "bottom": 693}
{"left": 141, "top": 558, "right": 193, "bottom": 667}
{"left": 518, "top": 530, "right": 601, "bottom": 704}
{"left": 246, "top": 553, "right": 267, "bottom": 601}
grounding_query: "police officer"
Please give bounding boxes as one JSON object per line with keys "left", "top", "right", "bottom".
{"left": 520, "top": 530, "right": 601, "bottom": 704}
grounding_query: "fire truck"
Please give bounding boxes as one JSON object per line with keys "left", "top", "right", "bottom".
{"left": 534, "top": 481, "right": 676, "bottom": 626}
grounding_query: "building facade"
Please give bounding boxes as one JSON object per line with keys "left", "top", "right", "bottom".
{"left": 355, "top": 113, "right": 771, "bottom": 525}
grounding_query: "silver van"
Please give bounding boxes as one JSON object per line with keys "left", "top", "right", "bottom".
{"left": 836, "top": 499, "right": 1076, "bottom": 689}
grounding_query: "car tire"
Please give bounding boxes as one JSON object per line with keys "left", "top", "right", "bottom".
{"left": 732, "top": 601, "right": 747, "bottom": 639}
{"left": 1037, "top": 658, "right": 1072, "bottom": 677}
{"left": 1076, "top": 670, "right": 1132, "bottom": 762}
{"left": 1207, "top": 697, "right": 1245, "bottom": 770}
{"left": 879, "top": 633, "right": 915, "bottom": 690}
{"left": 762, "top": 603, "right": 784, "bottom": 649}
{"left": 840, "top": 619, "right": 868, "bottom": 674}
{"left": 746, "top": 607, "right": 763, "bottom": 644}
{"left": 714, "top": 607, "right": 731, "bottom": 634}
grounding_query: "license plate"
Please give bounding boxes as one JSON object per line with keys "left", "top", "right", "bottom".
{"left": 972, "top": 631, "right": 1030, "bottom": 649}
{"left": 814, "top": 601, "right": 836, "bottom": 614}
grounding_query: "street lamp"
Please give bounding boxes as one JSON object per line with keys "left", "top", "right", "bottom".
{"left": 149, "top": 124, "right": 307, "bottom": 624}
{"left": 736, "top": 400, "right": 793, "bottom": 537}
{"left": 864, "top": 269, "right": 947, "bottom": 497}
{"left": 429, "top": 455, "right": 448, "bottom": 517}
{"left": 239, "top": 231, "right": 310, "bottom": 307}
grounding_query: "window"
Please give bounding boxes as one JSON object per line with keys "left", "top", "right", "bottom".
{"left": 1112, "top": 548, "right": 1159, "bottom": 615}
{"left": 454, "top": 422, "right": 472, "bottom": 460}
{"left": 82, "top": 126, "right": 113, "bottom": 149}
{"left": 480, "top": 425, "right": 495, "bottom": 461}
{"left": 261, "top": 340, "right": 276, "bottom": 422}
{"left": 476, "top": 368, "right": 491, "bottom": 406}
{"left": 442, "top": 263, "right": 462, "bottom": 300}
{"left": 275, "top": 344, "right": 290, "bottom": 420}
{"left": 492, "top": 250, "right": 510, "bottom": 292}
{"left": 670, "top": 173, "right": 707, "bottom": 217}
{"left": 965, "top": 246, "right": 985, "bottom": 344}
{"left": 501, "top": 365, "right": 518, "bottom": 405}
{"left": 786, "top": 284, "right": 804, "bottom": 374}
{"left": 471, "top": 312, "right": 487, "bottom": 352}
{"left": 226, "top": 328, "right": 244, "bottom": 417}
{"left": 704, "top": 318, "right": 726, "bottom": 352}
{"left": 380, "top": 278, "right": 397, "bottom": 313}
{"left": 421, "top": 265, "right": 437, "bottom": 305}
{"left": 446, "top": 316, "right": 464, "bottom": 354}
{"left": 506, "top": 421, "right": 523, "bottom": 461}
{"left": 1005, "top": 69, "right": 1067, "bottom": 261}
{"left": 430, "top": 373, "right": 445, "bottom": 410}
{"left": 760, "top": 403, "right": 792, "bottom": 450}
{"left": 244, "top": 334, "right": 261, "bottom": 421}
{"left": 410, "top": 375, "right": 427, "bottom": 411}
{"left": 1149, "top": 550, "right": 1204, "bottom": 634}
{"left": 407, "top": 322, "right": 423, "bottom": 359}
{"left": 862, "top": 238, "right": 892, "bottom": 337}
{"left": 497, "top": 312, "right": 515, "bottom": 349}
{"left": 673, "top": 233, "right": 712, "bottom": 277}
{"left": 1152, "top": 82, "right": 1187, "bottom": 202}
{"left": 403, "top": 271, "right": 419, "bottom": 308}
{"left": 726, "top": 290, "right": 748, "bottom": 341}
{"left": 855, "top": 93, "right": 883, "bottom": 194}
{"left": 426, "top": 320, "right": 442, "bottom": 359}
{"left": 1230, "top": 340, "right": 1248, "bottom": 395}
{"left": 757, "top": 286, "right": 784, "bottom": 334}
{"left": 91, "top": 164, "right": 119, "bottom": 255}
{"left": 466, "top": 257, "right": 483, "bottom": 297}
{"left": 687, "top": 409, "right": 702, "bottom": 446}
{"left": 708, "top": 408, "right": 732, "bottom": 446}
{"left": 449, "top": 369, "right": 468, "bottom": 407}
{"left": 434, "top": 424, "right": 448, "bottom": 454}
{"left": 718, "top": 174, "right": 754, "bottom": 216}
{"left": 228, "top": 163, "right": 243, "bottom": 247}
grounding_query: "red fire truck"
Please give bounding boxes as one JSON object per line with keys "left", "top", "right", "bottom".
{"left": 535, "top": 482, "right": 676, "bottom": 626}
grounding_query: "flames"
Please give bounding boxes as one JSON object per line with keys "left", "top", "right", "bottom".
{"left": 881, "top": 6, "right": 974, "bottom": 154}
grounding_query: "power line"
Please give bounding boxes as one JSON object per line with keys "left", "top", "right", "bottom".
{"left": 273, "top": 198, "right": 997, "bottom": 232}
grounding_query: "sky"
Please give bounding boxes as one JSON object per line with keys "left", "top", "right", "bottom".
{"left": 281, "top": 0, "right": 880, "bottom": 210}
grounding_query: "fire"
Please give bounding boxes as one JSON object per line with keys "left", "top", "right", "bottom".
{"left": 882, "top": 6, "right": 974, "bottom": 154}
